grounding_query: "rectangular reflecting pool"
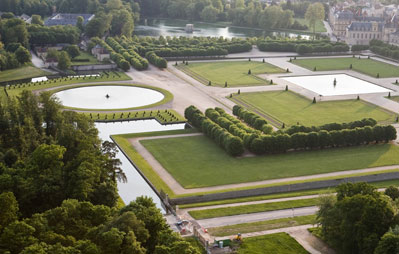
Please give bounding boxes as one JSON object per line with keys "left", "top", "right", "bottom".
{"left": 282, "top": 74, "right": 392, "bottom": 96}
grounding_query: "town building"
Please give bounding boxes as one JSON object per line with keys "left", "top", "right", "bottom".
{"left": 91, "top": 44, "right": 110, "bottom": 62}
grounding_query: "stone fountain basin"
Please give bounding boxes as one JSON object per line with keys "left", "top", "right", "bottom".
{"left": 53, "top": 85, "right": 165, "bottom": 110}
{"left": 282, "top": 74, "right": 391, "bottom": 96}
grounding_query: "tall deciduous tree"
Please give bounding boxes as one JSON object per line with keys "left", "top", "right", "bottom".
{"left": 305, "top": 2, "right": 325, "bottom": 39}
{"left": 317, "top": 182, "right": 395, "bottom": 254}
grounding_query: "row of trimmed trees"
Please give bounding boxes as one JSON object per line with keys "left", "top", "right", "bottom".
{"left": 185, "top": 105, "right": 397, "bottom": 157}
{"left": 93, "top": 38, "right": 130, "bottom": 71}
{"left": 145, "top": 51, "right": 167, "bottom": 68}
{"left": 369, "top": 39, "right": 399, "bottom": 61}
{"left": 233, "top": 105, "right": 273, "bottom": 133}
{"left": 185, "top": 105, "right": 244, "bottom": 156}
{"left": 105, "top": 37, "right": 149, "bottom": 71}
{"left": 248, "top": 125, "right": 396, "bottom": 155}
{"left": 282, "top": 118, "right": 378, "bottom": 135}
{"left": 257, "top": 40, "right": 349, "bottom": 54}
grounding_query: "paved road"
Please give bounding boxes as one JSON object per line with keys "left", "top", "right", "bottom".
{"left": 197, "top": 206, "right": 318, "bottom": 228}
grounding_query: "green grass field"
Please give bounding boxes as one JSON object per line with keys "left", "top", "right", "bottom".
{"left": 208, "top": 215, "right": 316, "bottom": 237}
{"left": 0, "top": 65, "right": 50, "bottom": 82}
{"left": 71, "top": 52, "right": 101, "bottom": 66}
{"left": 141, "top": 135, "right": 399, "bottom": 188}
{"left": 178, "top": 61, "right": 284, "bottom": 87}
{"left": 237, "top": 233, "right": 309, "bottom": 254}
{"left": 294, "top": 18, "right": 326, "bottom": 33}
{"left": 233, "top": 91, "right": 395, "bottom": 126}
{"left": 189, "top": 198, "right": 318, "bottom": 219}
{"left": 292, "top": 57, "right": 399, "bottom": 78}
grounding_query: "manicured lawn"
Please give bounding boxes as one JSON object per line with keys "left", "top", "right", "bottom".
{"left": 237, "top": 233, "right": 309, "bottom": 254}
{"left": 233, "top": 91, "right": 395, "bottom": 126}
{"left": 294, "top": 18, "right": 326, "bottom": 33}
{"left": 140, "top": 135, "right": 399, "bottom": 188}
{"left": 189, "top": 198, "right": 319, "bottom": 219}
{"left": 71, "top": 51, "right": 100, "bottom": 66}
{"left": 292, "top": 57, "right": 399, "bottom": 78}
{"left": 179, "top": 61, "right": 284, "bottom": 87}
{"left": 208, "top": 215, "right": 316, "bottom": 237}
{"left": 0, "top": 65, "right": 50, "bottom": 82}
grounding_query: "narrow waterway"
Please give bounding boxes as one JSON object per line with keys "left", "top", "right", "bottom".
{"left": 95, "top": 120, "right": 186, "bottom": 210}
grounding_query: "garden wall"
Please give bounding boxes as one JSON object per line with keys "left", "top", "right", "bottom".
{"left": 170, "top": 172, "right": 399, "bottom": 205}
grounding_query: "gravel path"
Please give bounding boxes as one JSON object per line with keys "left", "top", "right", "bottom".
{"left": 197, "top": 206, "right": 318, "bottom": 228}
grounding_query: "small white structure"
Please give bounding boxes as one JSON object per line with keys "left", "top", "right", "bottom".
{"left": 185, "top": 24, "right": 194, "bottom": 33}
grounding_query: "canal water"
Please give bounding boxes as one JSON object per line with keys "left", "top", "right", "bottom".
{"left": 134, "top": 18, "right": 310, "bottom": 39}
{"left": 95, "top": 120, "right": 186, "bottom": 210}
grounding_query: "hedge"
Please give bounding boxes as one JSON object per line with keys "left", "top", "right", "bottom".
{"left": 249, "top": 125, "right": 397, "bottom": 155}
{"left": 370, "top": 39, "right": 399, "bottom": 60}
{"left": 185, "top": 106, "right": 244, "bottom": 156}
{"left": 145, "top": 51, "right": 167, "bottom": 68}
{"left": 256, "top": 39, "right": 349, "bottom": 54}
{"left": 233, "top": 105, "right": 273, "bottom": 134}
{"left": 282, "top": 118, "right": 377, "bottom": 135}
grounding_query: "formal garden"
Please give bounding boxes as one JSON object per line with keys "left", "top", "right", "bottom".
{"left": 231, "top": 90, "right": 396, "bottom": 127}
{"left": 291, "top": 56, "right": 399, "bottom": 78}
{"left": 177, "top": 60, "right": 285, "bottom": 87}
{"left": 126, "top": 105, "right": 399, "bottom": 190}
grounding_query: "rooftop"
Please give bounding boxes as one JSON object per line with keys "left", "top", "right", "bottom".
{"left": 44, "top": 13, "right": 94, "bottom": 26}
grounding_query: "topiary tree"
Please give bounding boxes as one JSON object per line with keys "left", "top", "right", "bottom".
{"left": 285, "top": 85, "right": 288, "bottom": 91}
{"left": 385, "top": 186, "right": 399, "bottom": 200}
{"left": 248, "top": 69, "right": 251, "bottom": 75}
{"left": 225, "top": 81, "right": 227, "bottom": 87}
{"left": 208, "top": 81, "right": 212, "bottom": 86}
{"left": 312, "top": 97, "right": 316, "bottom": 103}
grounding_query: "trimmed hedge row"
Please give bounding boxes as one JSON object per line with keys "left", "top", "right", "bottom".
{"left": 185, "top": 105, "right": 244, "bottom": 156}
{"left": 256, "top": 40, "right": 349, "bottom": 54}
{"left": 370, "top": 39, "right": 399, "bottom": 60}
{"left": 351, "top": 45, "right": 369, "bottom": 52}
{"left": 249, "top": 125, "right": 397, "bottom": 155}
{"left": 145, "top": 51, "right": 167, "bottom": 68}
{"left": 106, "top": 37, "right": 149, "bottom": 70}
{"left": 92, "top": 38, "right": 130, "bottom": 71}
{"left": 233, "top": 105, "right": 273, "bottom": 134}
{"left": 282, "top": 118, "right": 377, "bottom": 135}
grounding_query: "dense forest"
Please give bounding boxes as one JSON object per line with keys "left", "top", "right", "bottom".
{"left": 0, "top": 91, "right": 201, "bottom": 253}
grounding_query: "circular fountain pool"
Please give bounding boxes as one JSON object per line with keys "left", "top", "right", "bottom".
{"left": 54, "top": 85, "right": 166, "bottom": 110}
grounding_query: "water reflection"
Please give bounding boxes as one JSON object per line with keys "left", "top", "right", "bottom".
{"left": 95, "top": 120, "right": 186, "bottom": 210}
{"left": 135, "top": 18, "right": 310, "bottom": 39}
